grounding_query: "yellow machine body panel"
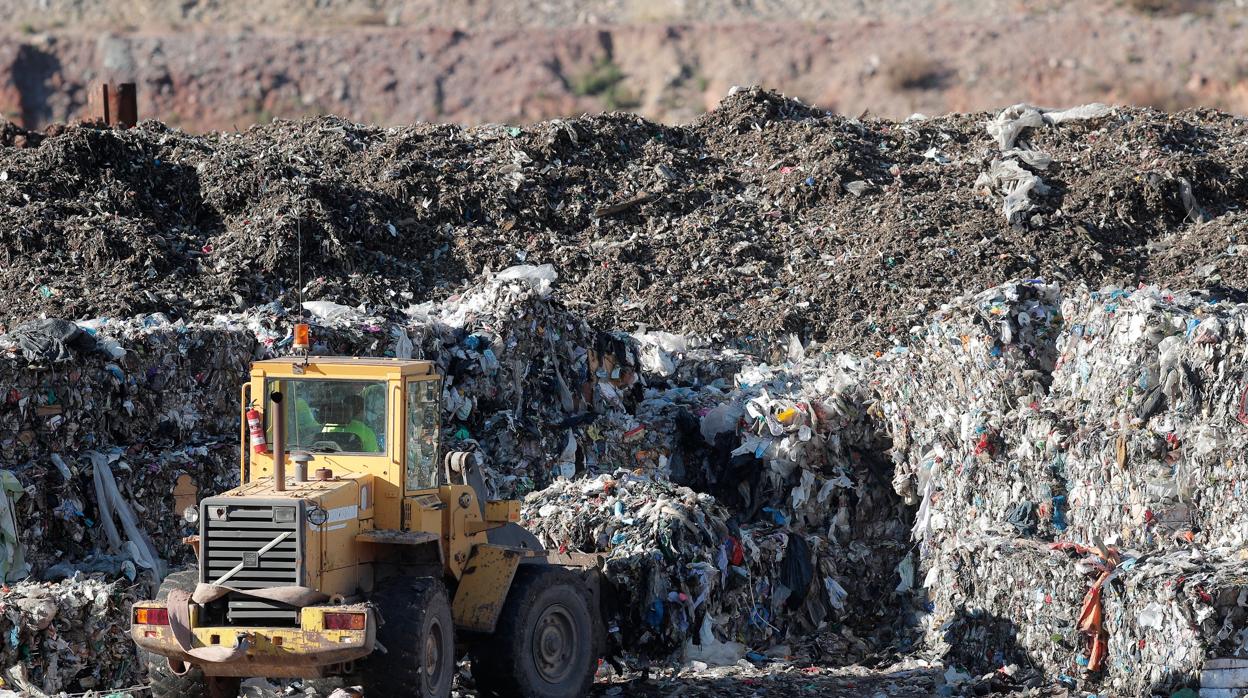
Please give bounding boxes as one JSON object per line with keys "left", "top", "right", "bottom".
{"left": 451, "top": 544, "right": 524, "bottom": 632}
{"left": 204, "top": 475, "right": 375, "bottom": 596}
{"left": 132, "top": 602, "right": 376, "bottom": 678}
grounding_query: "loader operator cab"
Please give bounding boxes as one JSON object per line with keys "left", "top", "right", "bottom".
{"left": 255, "top": 359, "right": 443, "bottom": 493}
{"left": 130, "top": 354, "right": 604, "bottom": 698}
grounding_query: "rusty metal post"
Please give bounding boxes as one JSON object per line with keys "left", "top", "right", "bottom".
{"left": 107, "top": 82, "right": 137, "bottom": 128}
{"left": 93, "top": 84, "right": 111, "bottom": 124}
{"left": 94, "top": 82, "right": 137, "bottom": 128}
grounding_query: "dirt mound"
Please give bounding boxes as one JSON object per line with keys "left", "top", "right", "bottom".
{"left": 1, "top": 89, "right": 1245, "bottom": 348}
{"left": 0, "top": 118, "right": 43, "bottom": 148}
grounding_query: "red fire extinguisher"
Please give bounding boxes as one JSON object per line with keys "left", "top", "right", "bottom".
{"left": 247, "top": 406, "right": 267, "bottom": 454}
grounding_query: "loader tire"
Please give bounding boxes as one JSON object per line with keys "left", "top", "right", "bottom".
{"left": 328, "top": 576, "right": 454, "bottom": 698}
{"left": 470, "top": 567, "right": 596, "bottom": 698}
{"left": 142, "top": 568, "right": 240, "bottom": 698}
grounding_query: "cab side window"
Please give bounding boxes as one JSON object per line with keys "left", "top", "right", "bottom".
{"left": 405, "top": 379, "right": 442, "bottom": 490}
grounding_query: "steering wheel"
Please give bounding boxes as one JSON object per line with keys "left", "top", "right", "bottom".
{"left": 311, "top": 440, "right": 344, "bottom": 453}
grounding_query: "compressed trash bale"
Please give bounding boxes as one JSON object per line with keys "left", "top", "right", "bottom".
{"left": 904, "top": 285, "right": 1248, "bottom": 692}
{"left": 0, "top": 320, "right": 252, "bottom": 580}
{"left": 919, "top": 534, "right": 1248, "bottom": 696}
{"left": 1049, "top": 287, "right": 1248, "bottom": 549}
{"left": 0, "top": 319, "right": 256, "bottom": 465}
{"left": 919, "top": 535, "right": 1089, "bottom": 682}
{"left": 1100, "top": 546, "right": 1248, "bottom": 696}
{"left": 875, "top": 282, "right": 1067, "bottom": 547}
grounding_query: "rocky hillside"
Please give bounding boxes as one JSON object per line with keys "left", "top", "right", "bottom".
{"left": 1, "top": 0, "right": 1246, "bottom": 131}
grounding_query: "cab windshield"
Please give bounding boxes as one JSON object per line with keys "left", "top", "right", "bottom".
{"left": 266, "top": 379, "right": 386, "bottom": 454}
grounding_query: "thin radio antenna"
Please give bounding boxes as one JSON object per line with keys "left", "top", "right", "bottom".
{"left": 297, "top": 217, "right": 303, "bottom": 316}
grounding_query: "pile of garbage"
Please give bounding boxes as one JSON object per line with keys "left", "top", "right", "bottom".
{"left": 9, "top": 271, "right": 1248, "bottom": 693}
{"left": 0, "top": 574, "right": 144, "bottom": 695}
{"left": 402, "top": 264, "right": 641, "bottom": 498}
{"left": 0, "top": 118, "right": 41, "bottom": 149}
{"left": 517, "top": 335, "right": 925, "bottom": 665}
{"left": 1, "top": 93, "right": 1247, "bottom": 693}
{"left": 3, "top": 91, "right": 1246, "bottom": 352}
{"left": 523, "top": 472, "right": 857, "bottom": 663}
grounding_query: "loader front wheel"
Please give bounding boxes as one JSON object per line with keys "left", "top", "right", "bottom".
{"left": 331, "top": 576, "right": 453, "bottom": 698}
{"left": 471, "top": 567, "right": 595, "bottom": 698}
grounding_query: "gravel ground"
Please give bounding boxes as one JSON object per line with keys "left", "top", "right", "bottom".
{"left": 0, "top": 0, "right": 1090, "bottom": 31}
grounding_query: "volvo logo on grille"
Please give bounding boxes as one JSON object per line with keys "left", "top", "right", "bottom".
{"left": 243, "top": 552, "right": 259, "bottom": 568}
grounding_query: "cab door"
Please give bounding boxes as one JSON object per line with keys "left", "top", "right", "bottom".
{"left": 403, "top": 377, "right": 442, "bottom": 495}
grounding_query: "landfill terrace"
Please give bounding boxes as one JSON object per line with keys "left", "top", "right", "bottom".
{"left": 0, "top": 89, "right": 1247, "bottom": 696}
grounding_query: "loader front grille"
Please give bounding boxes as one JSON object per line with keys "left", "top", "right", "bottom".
{"left": 200, "top": 499, "right": 303, "bottom": 626}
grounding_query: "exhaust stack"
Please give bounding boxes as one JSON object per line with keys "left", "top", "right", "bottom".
{"left": 271, "top": 391, "right": 286, "bottom": 492}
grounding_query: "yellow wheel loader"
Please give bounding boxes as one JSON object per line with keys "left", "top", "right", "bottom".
{"left": 130, "top": 354, "right": 605, "bottom": 698}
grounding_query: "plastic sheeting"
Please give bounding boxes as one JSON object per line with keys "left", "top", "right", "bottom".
{"left": 88, "top": 450, "right": 166, "bottom": 583}
{"left": 977, "top": 103, "right": 1112, "bottom": 223}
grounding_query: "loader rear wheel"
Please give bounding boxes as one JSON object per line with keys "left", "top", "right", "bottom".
{"left": 470, "top": 567, "right": 595, "bottom": 698}
{"left": 142, "top": 568, "right": 241, "bottom": 698}
{"left": 327, "top": 576, "right": 454, "bottom": 697}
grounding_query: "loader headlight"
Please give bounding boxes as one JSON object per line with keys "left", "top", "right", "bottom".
{"left": 307, "top": 506, "right": 328, "bottom": 526}
{"left": 183, "top": 506, "right": 200, "bottom": 525}
{"left": 273, "top": 506, "right": 296, "bottom": 524}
